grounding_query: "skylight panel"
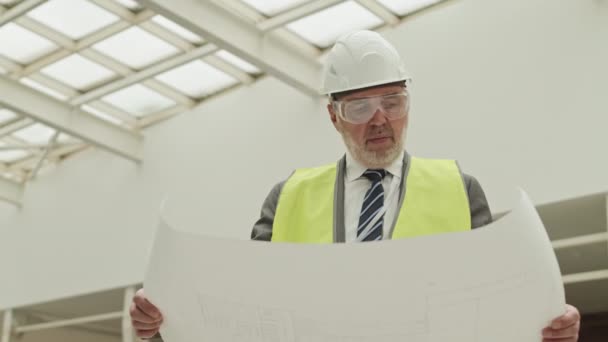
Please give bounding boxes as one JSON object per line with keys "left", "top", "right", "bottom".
{"left": 101, "top": 84, "right": 176, "bottom": 117}
{"left": 12, "top": 123, "right": 57, "bottom": 144}
{"left": 286, "top": 1, "right": 383, "bottom": 48}
{"left": 26, "top": 0, "right": 120, "bottom": 40}
{"left": 40, "top": 54, "right": 116, "bottom": 90}
{"left": 215, "top": 50, "right": 261, "bottom": 74}
{"left": 151, "top": 15, "right": 203, "bottom": 44}
{"left": 112, "top": 0, "right": 141, "bottom": 10}
{"left": 376, "top": 0, "right": 442, "bottom": 16}
{"left": 92, "top": 26, "right": 180, "bottom": 69}
{"left": 0, "top": 23, "right": 59, "bottom": 64}
{"left": 0, "top": 109, "right": 17, "bottom": 124}
{"left": 240, "top": 0, "right": 308, "bottom": 16}
{"left": 155, "top": 60, "right": 238, "bottom": 98}
{"left": 57, "top": 133, "right": 78, "bottom": 143}
{"left": 0, "top": 142, "right": 29, "bottom": 163}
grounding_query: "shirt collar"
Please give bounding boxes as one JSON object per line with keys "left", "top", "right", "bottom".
{"left": 345, "top": 150, "right": 405, "bottom": 183}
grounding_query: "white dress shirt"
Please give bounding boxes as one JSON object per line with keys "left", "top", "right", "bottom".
{"left": 343, "top": 150, "right": 404, "bottom": 242}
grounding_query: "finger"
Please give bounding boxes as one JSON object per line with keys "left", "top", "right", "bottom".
{"left": 130, "top": 303, "right": 162, "bottom": 324}
{"left": 135, "top": 328, "right": 159, "bottom": 339}
{"left": 132, "top": 318, "right": 163, "bottom": 330}
{"left": 133, "top": 294, "right": 162, "bottom": 319}
{"left": 551, "top": 305, "right": 580, "bottom": 329}
{"left": 542, "top": 337, "right": 577, "bottom": 342}
{"left": 542, "top": 321, "right": 580, "bottom": 339}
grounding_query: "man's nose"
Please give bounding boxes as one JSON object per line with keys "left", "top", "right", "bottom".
{"left": 368, "top": 108, "right": 388, "bottom": 126}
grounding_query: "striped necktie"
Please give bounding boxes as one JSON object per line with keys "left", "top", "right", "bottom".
{"left": 357, "top": 169, "right": 387, "bottom": 241}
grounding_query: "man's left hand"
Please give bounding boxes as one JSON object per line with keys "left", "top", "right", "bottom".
{"left": 542, "top": 304, "right": 580, "bottom": 341}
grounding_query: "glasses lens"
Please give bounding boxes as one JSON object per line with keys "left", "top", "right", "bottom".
{"left": 341, "top": 93, "right": 408, "bottom": 124}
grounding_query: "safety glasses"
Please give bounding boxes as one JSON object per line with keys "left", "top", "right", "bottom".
{"left": 332, "top": 91, "right": 410, "bottom": 125}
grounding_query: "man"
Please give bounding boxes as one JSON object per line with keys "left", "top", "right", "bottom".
{"left": 130, "top": 30, "right": 580, "bottom": 341}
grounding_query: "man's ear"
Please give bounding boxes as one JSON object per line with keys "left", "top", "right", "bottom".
{"left": 327, "top": 103, "right": 338, "bottom": 126}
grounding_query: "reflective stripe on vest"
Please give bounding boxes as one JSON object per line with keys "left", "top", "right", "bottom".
{"left": 272, "top": 157, "right": 470, "bottom": 243}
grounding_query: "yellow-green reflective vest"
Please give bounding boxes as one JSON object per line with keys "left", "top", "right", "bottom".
{"left": 272, "top": 157, "right": 471, "bottom": 243}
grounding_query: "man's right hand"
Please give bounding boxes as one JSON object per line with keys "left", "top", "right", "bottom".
{"left": 130, "top": 288, "right": 163, "bottom": 339}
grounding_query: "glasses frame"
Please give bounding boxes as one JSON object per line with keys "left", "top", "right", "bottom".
{"left": 331, "top": 90, "right": 410, "bottom": 124}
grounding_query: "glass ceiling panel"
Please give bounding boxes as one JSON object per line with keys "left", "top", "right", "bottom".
{"left": 0, "top": 142, "right": 30, "bottom": 163}
{"left": 92, "top": 26, "right": 180, "bottom": 69}
{"left": 155, "top": 60, "right": 238, "bottom": 98}
{"left": 57, "top": 133, "right": 78, "bottom": 143}
{"left": 20, "top": 78, "right": 69, "bottom": 101}
{"left": 101, "top": 84, "right": 176, "bottom": 117}
{"left": 240, "top": 0, "right": 308, "bottom": 17}
{"left": 82, "top": 105, "right": 123, "bottom": 126}
{"left": 215, "top": 50, "right": 261, "bottom": 74}
{"left": 286, "top": 0, "right": 383, "bottom": 48}
{"left": 0, "top": 23, "right": 59, "bottom": 64}
{"left": 27, "top": 0, "right": 120, "bottom": 40}
{"left": 40, "top": 53, "right": 116, "bottom": 90}
{"left": 151, "top": 15, "right": 203, "bottom": 44}
{"left": 376, "top": 0, "right": 442, "bottom": 16}
{"left": 12, "top": 123, "right": 57, "bottom": 144}
{"left": 0, "top": 109, "right": 17, "bottom": 124}
{"left": 112, "top": 0, "right": 141, "bottom": 10}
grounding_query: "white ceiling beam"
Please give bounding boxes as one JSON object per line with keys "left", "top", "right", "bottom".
{"left": 139, "top": 0, "right": 322, "bottom": 96}
{"left": 0, "top": 55, "right": 22, "bottom": 74}
{"left": 355, "top": 0, "right": 399, "bottom": 25}
{"left": 138, "top": 20, "right": 197, "bottom": 51}
{"left": 563, "top": 269, "right": 608, "bottom": 285}
{"left": 552, "top": 232, "right": 608, "bottom": 250}
{"left": 257, "top": 0, "right": 344, "bottom": 32}
{"left": 0, "top": 76, "right": 143, "bottom": 162}
{"left": 15, "top": 311, "right": 124, "bottom": 333}
{"left": 9, "top": 9, "right": 153, "bottom": 79}
{"left": 26, "top": 74, "right": 138, "bottom": 129}
{"left": 0, "top": 143, "right": 76, "bottom": 151}
{"left": 71, "top": 44, "right": 218, "bottom": 106}
{"left": 0, "top": 118, "right": 34, "bottom": 138}
{"left": 10, "top": 143, "right": 86, "bottom": 171}
{"left": 16, "top": 50, "right": 73, "bottom": 80}
{"left": 16, "top": 16, "right": 76, "bottom": 48}
{"left": 0, "top": 0, "right": 45, "bottom": 26}
{"left": 86, "top": 100, "right": 138, "bottom": 129}
{"left": 211, "top": 0, "right": 320, "bottom": 57}
{"left": 79, "top": 49, "right": 197, "bottom": 106}
{"left": 28, "top": 131, "right": 60, "bottom": 180}
{"left": 90, "top": 0, "right": 141, "bottom": 21}
{"left": 0, "top": 176, "right": 22, "bottom": 206}
{"left": 137, "top": 104, "right": 189, "bottom": 129}
{"left": 27, "top": 73, "right": 80, "bottom": 98}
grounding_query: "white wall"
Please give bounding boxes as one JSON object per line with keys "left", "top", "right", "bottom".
{"left": 1, "top": 0, "right": 607, "bottom": 309}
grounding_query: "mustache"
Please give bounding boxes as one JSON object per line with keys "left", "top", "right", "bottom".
{"left": 365, "top": 125, "right": 394, "bottom": 139}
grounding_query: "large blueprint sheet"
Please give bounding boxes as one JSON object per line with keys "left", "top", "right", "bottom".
{"left": 145, "top": 190, "right": 565, "bottom": 342}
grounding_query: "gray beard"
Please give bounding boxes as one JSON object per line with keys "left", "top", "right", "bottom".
{"left": 341, "top": 132, "right": 404, "bottom": 169}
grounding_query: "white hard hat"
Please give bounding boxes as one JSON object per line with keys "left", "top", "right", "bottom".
{"left": 320, "top": 30, "right": 411, "bottom": 95}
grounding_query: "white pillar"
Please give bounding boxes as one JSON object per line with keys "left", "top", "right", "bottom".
{"left": 122, "top": 286, "right": 137, "bottom": 342}
{"left": 1, "top": 309, "right": 13, "bottom": 342}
